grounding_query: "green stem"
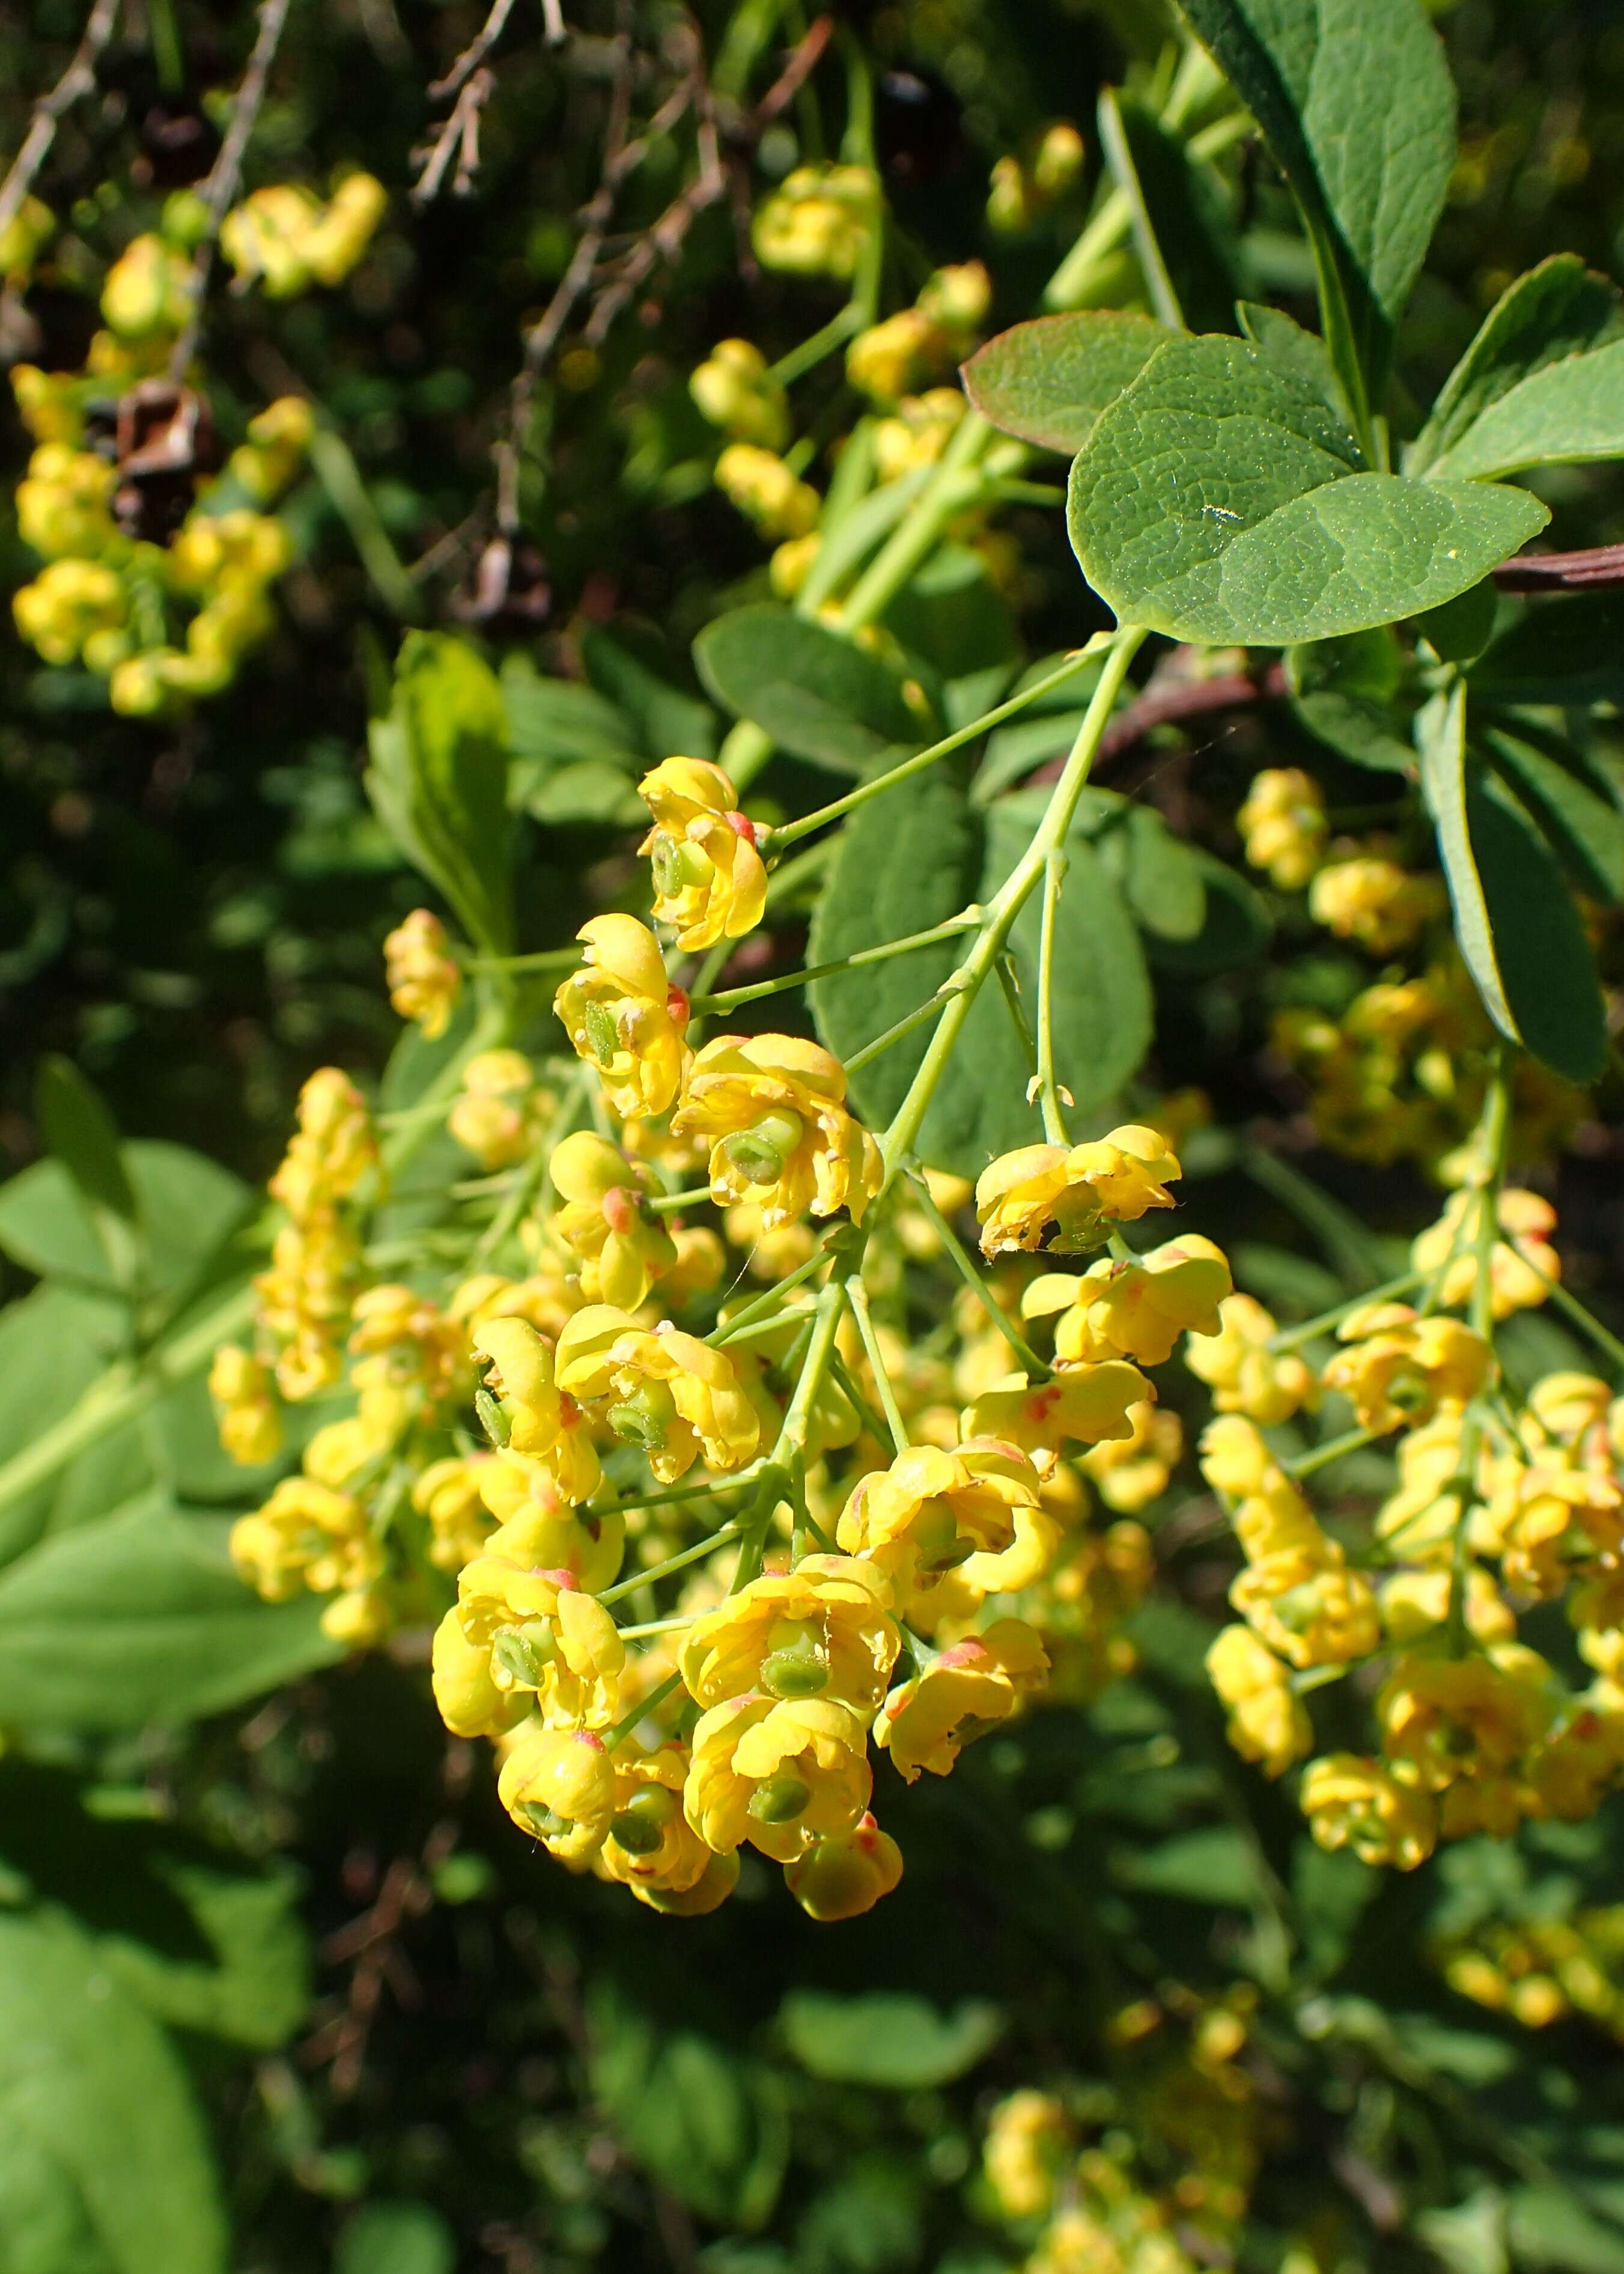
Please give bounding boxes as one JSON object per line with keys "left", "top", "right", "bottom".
{"left": 598, "top": 1518, "right": 745, "bottom": 1607}
{"left": 766, "top": 645, "right": 1104, "bottom": 852}
{"left": 1286, "top": 1423, "right": 1385, "bottom": 1480}
{"left": 845, "top": 993, "right": 953, "bottom": 1077}
{"left": 901, "top": 1166, "right": 1048, "bottom": 1379}
{"left": 686, "top": 911, "right": 979, "bottom": 1011}
{"left": 731, "top": 1251, "right": 856, "bottom": 1590}
{"left": 878, "top": 626, "right": 1148, "bottom": 1186}
{"left": 307, "top": 429, "right": 426, "bottom": 622}
{"left": 708, "top": 1243, "right": 834, "bottom": 1345}
{"left": 1035, "top": 847, "right": 1069, "bottom": 1145}
{"left": 604, "top": 1669, "right": 684, "bottom": 1751}
{"left": 645, "top": 1184, "right": 713, "bottom": 1215}
{"left": 845, "top": 1278, "right": 908, "bottom": 1452}
{"left": 771, "top": 300, "right": 865, "bottom": 386}
{"left": 1267, "top": 1271, "right": 1426, "bottom": 1354}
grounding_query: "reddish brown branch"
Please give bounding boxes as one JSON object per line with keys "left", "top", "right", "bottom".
{"left": 1491, "top": 541, "right": 1624, "bottom": 593}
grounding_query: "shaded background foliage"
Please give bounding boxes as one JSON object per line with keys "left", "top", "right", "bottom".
{"left": 6, "top": 3, "right": 1624, "bottom": 2272}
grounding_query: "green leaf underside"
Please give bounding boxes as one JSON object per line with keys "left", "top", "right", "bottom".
{"left": 693, "top": 604, "right": 919, "bottom": 771}
{"left": 1173, "top": 0, "right": 1456, "bottom": 383}
{"left": 808, "top": 766, "right": 1152, "bottom": 1178}
{"left": 1419, "top": 688, "right": 1606, "bottom": 1082}
{"left": 1068, "top": 336, "right": 1548, "bottom": 646}
{"left": 1099, "top": 90, "right": 1239, "bottom": 336}
{"left": 1482, "top": 728, "right": 1624, "bottom": 907}
{"left": 0, "top": 1496, "right": 342, "bottom": 1730}
{"left": 365, "top": 633, "right": 514, "bottom": 953}
{"left": 0, "top": 1908, "right": 227, "bottom": 2274}
{"left": 1472, "top": 593, "right": 1624, "bottom": 707}
{"left": 1412, "top": 254, "right": 1624, "bottom": 476}
{"left": 1417, "top": 683, "right": 1516, "bottom": 1042}
{"left": 958, "top": 312, "right": 1173, "bottom": 454}
{"left": 1426, "top": 338, "right": 1624, "bottom": 482}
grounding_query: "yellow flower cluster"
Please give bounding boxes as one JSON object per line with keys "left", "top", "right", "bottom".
{"left": 1437, "top": 1907, "right": 1624, "bottom": 2038}
{"left": 846, "top": 262, "right": 992, "bottom": 404}
{"left": 981, "top": 1987, "right": 1265, "bottom": 2266}
{"left": 220, "top": 173, "right": 386, "bottom": 297}
{"left": 384, "top": 910, "right": 462, "bottom": 1040}
{"left": 987, "top": 122, "right": 1087, "bottom": 234}
{"left": 751, "top": 163, "right": 876, "bottom": 278}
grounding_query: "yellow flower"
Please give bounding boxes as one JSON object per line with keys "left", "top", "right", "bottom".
{"left": 724, "top": 1197, "right": 818, "bottom": 1280}
{"left": 1081, "top": 1400, "right": 1183, "bottom": 1513}
{"left": 1199, "top": 1415, "right": 1282, "bottom": 1500}
{"left": 547, "top": 1130, "right": 677, "bottom": 1309}
{"left": 975, "top": 1125, "right": 1182, "bottom": 1257}
{"left": 679, "top": 1555, "right": 901, "bottom": 1712}
{"left": 555, "top": 915, "right": 688, "bottom": 1119}
{"left": 1501, "top": 1467, "right": 1624, "bottom": 1597}
{"left": 1323, "top": 1304, "right": 1494, "bottom": 1433}
{"left": 1411, "top": 1188, "right": 1559, "bottom": 1319}
{"left": 752, "top": 164, "right": 874, "bottom": 278}
{"left": 982, "top": 2090, "right": 1071, "bottom": 2221}
{"left": 1232, "top": 1551, "right": 1381, "bottom": 1671}
{"left": 1184, "top": 1294, "right": 1319, "bottom": 1425}
{"left": 269, "top": 1067, "right": 376, "bottom": 1218}
{"left": 714, "top": 443, "right": 821, "bottom": 538}
{"left": 542, "top": 1586, "right": 627, "bottom": 1729}
{"left": 837, "top": 1439, "right": 1059, "bottom": 1597}
{"left": 554, "top": 1305, "right": 761, "bottom": 1482}
{"left": 785, "top": 1812, "right": 904, "bottom": 1922}
{"left": 473, "top": 1316, "right": 601, "bottom": 1504}
{"left": 1237, "top": 767, "right": 1327, "bottom": 890}
{"left": 448, "top": 1048, "right": 551, "bottom": 1169}
{"left": 1024, "top": 1236, "right": 1232, "bottom": 1366}
{"left": 1206, "top": 1625, "right": 1312, "bottom": 1778}
{"left": 231, "top": 1477, "right": 382, "bottom": 1605}
{"left": 1309, "top": 854, "right": 1446, "bottom": 954}
{"left": 383, "top": 909, "right": 461, "bottom": 1039}
{"left": 1530, "top": 1372, "right": 1611, "bottom": 1447}
{"left": 208, "top": 1345, "right": 282, "bottom": 1467}
{"left": 599, "top": 1743, "right": 716, "bottom": 1896}
{"left": 1379, "top": 1566, "right": 1514, "bottom": 1647}
{"left": 1378, "top": 1648, "right": 1554, "bottom": 1790}
{"left": 1301, "top": 1754, "right": 1437, "bottom": 1870}
{"left": 963, "top": 1361, "right": 1150, "bottom": 1470}
{"left": 413, "top": 1453, "right": 495, "bottom": 1573}
{"left": 684, "top": 1692, "right": 872, "bottom": 1861}
{"left": 630, "top": 1849, "right": 741, "bottom": 1916}
{"left": 433, "top": 1513, "right": 625, "bottom": 1738}
{"left": 639, "top": 756, "right": 768, "bottom": 951}
{"left": 689, "top": 339, "right": 789, "bottom": 449}
{"left": 846, "top": 307, "right": 946, "bottom": 403}
{"left": 497, "top": 1725, "right": 618, "bottom": 1863}
{"left": 430, "top": 1605, "right": 527, "bottom": 1739}
{"left": 872, "top": 388, "right": 966, "bottom": 482}
{"left": 875, "top": 1617, "right": 1048, "bottom": 1780}
{"left": 673, "top": 1033, "right": 881, "bottom": 1229}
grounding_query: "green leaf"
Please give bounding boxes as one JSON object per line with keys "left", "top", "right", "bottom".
{"left": 0, "top": 1142, "right": 250, "bottom": 1298}
{"left": 694, "top": 605, "right": 919, "bottom": 773}
{"left": 1098, "top": 88, "right": 1239, "bottom": 335}
{"left": 1464, "top": 772, "right": 1607, "bottom": 1085}
{"left": 1236, "top": 302, "right": 1349, "bottom": 421}
{"left": 579, "top": 623, "right": 717, "bottom": 758}
{"left": 1292, "top": 692, "right": 1416, "bottom": 772}
{"left": 0, "top": 1907, "right": 227, "bottom": 2274}
{"left": 958, "top": 311, "right": 1173, "bottom": 454}
{"left": 1419, "top": 689, "right": 1606, "bottom": 1081}
{"left": 1173, "top": 0, "right": 1456, "bottom": 405}
{"left": 502, "top": 657, "right": 640, "bottom": 767}
{"left": 1482, "top": 727, "right": 1624, "bottom": 907}
{"left": 809, "top": 767, "right": 1154, "bottom": 1177}
{"left": 1471, "top": 594, "right": 1624, "bottom": 707}
{"left": 1507, "top": 2189, "right": 1624, "bottom": 2274}
{"left": 778, "top": 1991, "right": 1003, "bottom": 2088}
{"left": 0, "top": 1495, "right": 342, "bottom": 1731}
{"left": 1099, "top": 805, "right": 1208, "bottom": 941}
{"left": 1113, "top": 1824, "right": 1262, "bottom": 1906}
{"left": 1068, "top": 336, "right": 1548, "bottom": 646}
{"left": 1414, "top": 578, "right": 1499, "bottom": 666}
{"left": 1140, "top": 848, "right": 1273, "bottom": 973}
{"left": 589, "top": 1993, "right": 787, "bottom": 2230}
{"left": 1417, "top": 683, "right": 1517, "bottom": 1044}
{"left": 0, "top": 1763, "right": 307, "bottom": 2049}
{"left": 335, "top": 2203, "right": 457, "bottom": 2274}
{"left": 1412, "top": 255, "right": 1624, "bottom": 478}
{"left": 880, "top": 545, "right": 1020, "bottom": 732}
{"left": 34, "top": 1059, "right": 134, "bottom": 1226}
{"left": 365, "top": 632, "right": 514, "bottom": 953}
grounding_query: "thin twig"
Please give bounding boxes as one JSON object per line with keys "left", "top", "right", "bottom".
{"left": 412, "top": 65, "right": 497, "bottom": 202}
{"left": 166, "top": 0, "right": 293, "bottom": 380}
{"left": 0, "top": 0, "right": 122, "bottom": 239}
{"left": 430, "top": 0, "right": 520, "bottom": 98}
